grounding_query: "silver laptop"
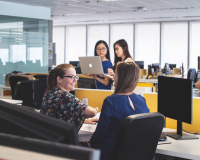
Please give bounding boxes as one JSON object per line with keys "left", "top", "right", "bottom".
{"left": 79, "top": 56, "right": 104, "bottom": 75}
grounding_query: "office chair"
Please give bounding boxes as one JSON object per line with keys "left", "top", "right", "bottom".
{"left": 110, "top": 112, "right": 165, "bottom": 160}
{"left": 187, "top": 68, "right": 196, "bottom": 80}
{"left": 33, "top": 74, "right": 48, "bottom": 80}
{"left": 14, "top": 80, "right": 33, "bottom": 107}
{"left": 33, "top": 78, "right": 47, "bottom": 109}
{"left": 9, "top": 76, "right": 29, "bottom": 99}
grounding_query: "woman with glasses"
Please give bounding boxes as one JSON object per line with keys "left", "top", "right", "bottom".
{"left": 88, "top": 40, "right": 113, "bottom": 90}
{"left": 90, "top": 62, "right": 149, "bottom": 160}
{"left": 40, "top": 64, "right": 98, "bottom": 131}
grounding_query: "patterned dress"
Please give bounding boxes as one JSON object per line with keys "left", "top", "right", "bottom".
{"left": 40, "top": 87, "right": 87, "bottom": 131}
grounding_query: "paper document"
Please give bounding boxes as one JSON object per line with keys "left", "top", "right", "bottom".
{"left": 91, "top": 112, "right": 101, "bottom": 119}
{"left": 80, "top": 124, "right": 97, "bottom": 132}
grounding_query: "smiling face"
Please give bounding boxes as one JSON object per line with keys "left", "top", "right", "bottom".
{"left": 114, "top": 44, "right": 124, "bottom": 58}
{"left": 57, "top": 68, "right": 77, "bottom": 92}
{"left": 96, "top": 43, "right": 107, "bottom": 59}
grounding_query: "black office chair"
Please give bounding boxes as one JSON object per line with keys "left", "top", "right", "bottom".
{"left": 9, "top": 76, "right": 29, "bottom": 99}
{"left": 14, "top": 80, "right": 33, "bottom": 107}
{"left": 33, "top": 74, "right": 48, "bottom": 80}
{"left": 33, "top": 79, "right": 47, "bottom": 109}
{"left": 187, "top": 68, "right": 196, "bottom": 80}
{"left": 110, "top": 112, "right": 165, "bottom": 160}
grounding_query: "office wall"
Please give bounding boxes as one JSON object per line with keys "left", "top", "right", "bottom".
{"left": 0, "top": 1, "right": 50, "bottom": 20}
{"left": 53, "top": 21, "right": 200, "bottom": 72}
{"left": 0, "top": 15, "right": 49, "bottom": 86}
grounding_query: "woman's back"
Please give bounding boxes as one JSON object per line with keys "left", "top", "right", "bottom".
{"left": 90, "top": 93, "right": 149, "bottom": 160}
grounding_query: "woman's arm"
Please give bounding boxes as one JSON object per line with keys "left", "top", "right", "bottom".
{"left": 95, "top": 76, "right": 110, "bottom": 86}
{"left": 84, "top": 106, "right": 98, "bottom": 118}
{"left": 87, "top": 74, "right": 110, "bottom": 86}
{"left": 90, "top": 99, "right": 113, "bottom": 148}
{"left": 195, "top": 80, "right": 200, "bottom": 90}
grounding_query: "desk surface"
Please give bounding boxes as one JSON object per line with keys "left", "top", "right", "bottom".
{"left": 0, "top": 98, "right": 22, "bottom": 104}
{"left": 78, "top": 126, "right": 200, "bottom": 160}
{"left": 157, "top": 128, "right": 200, "bottom": 160}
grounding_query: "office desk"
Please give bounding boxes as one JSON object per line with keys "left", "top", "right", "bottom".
{"left": 157, "top": 128, "right": 200, "bottom": 160}
{"left": 0, "top": 98, "right": 22, "bottom": 104}
{"left": 0, "top": 86, "right": 11, "bottom": 96}
{"left": 78, "top": 126, "right": 200, "bottom": 160}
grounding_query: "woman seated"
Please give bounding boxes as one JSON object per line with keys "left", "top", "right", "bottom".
{"left": 40, "top": 64, "right": 98, "bottom": 131}
{"left": 90, "top": 62, "right": 150, "bottom": 160}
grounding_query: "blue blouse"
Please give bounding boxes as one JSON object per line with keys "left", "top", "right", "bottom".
{"left": 96, "top": 60, "right": 113, "bottom": 90}
{"left": 90, "top": 93, "right": 150, "bottom": 160}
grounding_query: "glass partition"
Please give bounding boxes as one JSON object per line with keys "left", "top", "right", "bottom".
{"left": 0, "top": 15, "right": 49, "bottom": 86}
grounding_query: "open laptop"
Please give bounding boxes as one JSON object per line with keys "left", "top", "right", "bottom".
{"left": 79, "top": 56, "right": 113, "bottom": 75}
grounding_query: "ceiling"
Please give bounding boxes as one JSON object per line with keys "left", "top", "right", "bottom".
{"left": 1, "top": 0, "right": 200, "bottom": 25}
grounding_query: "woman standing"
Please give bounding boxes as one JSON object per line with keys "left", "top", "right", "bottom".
{"left": 40, "top": 64, "right": 98, "bottom": 131}
{"left": 90, "top": 62, "right": 149, "bottom": 160}
{"left": 108, "top": 39, "right": 134, "bottom": 75}
{"left": 88, "top": 40, "right": 113, "bottom": 90}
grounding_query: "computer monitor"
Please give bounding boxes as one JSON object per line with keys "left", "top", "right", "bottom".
{"left": 0, "top": 100, "right": 78, "bottom": 145}
{"left": 69, "top": 61, "right": 82, "bottom": 74}
{"left": 78, "top": 77, "right": 97, "bottom": 89}
{"left": 0, "top": 133, "right": 100, "bottom": 160}
{"left": 158, "top": 76, "right": 198, "bottom": 140}
{"left": 146, "top": 65, "right": 152, "bottom": 79}
{"left": 151, "top": 63, "right": 159, "bottom": 72}
{"left": 135, "top": 61, "right": 144, "bottom": 69}
{"left": 168, "top": 64, "right": 176, "bottom": 70}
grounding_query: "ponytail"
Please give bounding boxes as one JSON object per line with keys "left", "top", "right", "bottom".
{"left": 46, "top": 64, "right": 74, "bottom": 92}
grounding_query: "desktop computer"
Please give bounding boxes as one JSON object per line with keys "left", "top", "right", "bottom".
{"left": 78, "top": 77, "right": 97, "bottom": 89}
{"left": 135, "top": 61, "right": 144, "bottom": 69}
{"left": 69, "top": 61, "right": 82, "bottom": 74}
{"left": 158, "top": 76, "right": 198, "bottom": 140}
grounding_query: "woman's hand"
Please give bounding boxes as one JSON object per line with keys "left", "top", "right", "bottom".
{"left": 87, "top": 74, "right": 96, "bottom": 79}
{"left": 84, "top": 118, "right": 99, "bottom": 124}
{"left": 108, "top": 68, "right": 114, "bottom": 74}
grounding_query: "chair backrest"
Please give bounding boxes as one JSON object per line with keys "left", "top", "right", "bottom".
{"left": 187, "top": 68, "right": 196, "bottom": 80}
{"left": 9, "top": 76, "right": 29, "bottom": 99}
{"left": 33, "top": 74, "right": 48, "bottom": 80}
{"left": 110, "top": 112, "right": 165, "bottom": 160}
{"left": 196, "top": 71, "right": 200, "bottom": 83}
{"left": 14, "top": 80, "right": 33, "bottom": 107}
{"left": 33, "top": 79, "right": 47, "bottom": 109}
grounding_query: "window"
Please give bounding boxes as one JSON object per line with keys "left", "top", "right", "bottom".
{"left": 135, "top": 23, "right": 160, "bottom": 69}
{"left": 53, "top": 27, "right": 65, "bottom": 65}
{"left": 190, "top": 22, "right": 200, "bottom": 70}
{"left": 161, "top": 22, "right": 188, "bottom": 70}
{"left": 87, "top": 25, "right": 109, "bottom": 57}
{"left": 65, "top": 26, "right": 86, "bottom": 63}
{"left": 110, "top": 24, "right": 134, "bottom": 64}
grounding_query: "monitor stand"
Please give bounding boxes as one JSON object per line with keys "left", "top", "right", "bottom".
{"left": 165, "top": 121, "right": 199, "bottom": 140}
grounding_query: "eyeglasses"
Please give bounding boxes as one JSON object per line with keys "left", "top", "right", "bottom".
{"left": 96, "top": 48, "right": 107, "bottom": 52}
{"left": 62, "top": 75, "right": 79, "bottom": 80}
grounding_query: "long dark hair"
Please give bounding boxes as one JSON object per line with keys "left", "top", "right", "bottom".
{"left": 46, "top": 64, "right": 74, "bottom": 92}
{"left": 94, "top": 40, "right": 110, "bottom": 60}
{"left": 113, "top": 39, "right": 132, "bottom": 70}
{"left": 114, "top": 62, "right": 140, "bottom": 94}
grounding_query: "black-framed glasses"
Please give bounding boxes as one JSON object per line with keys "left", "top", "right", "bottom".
{"left": 96, "top": 48, "right": 107, "bottom": 52}
{"left": 62, "top": 75, "right": 79, "bottom": 80}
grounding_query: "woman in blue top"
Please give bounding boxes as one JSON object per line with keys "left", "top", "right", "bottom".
{"left": 88, "top": 40, "right": 113, "bottom": 90}
{"left": 90, "top": 62, "right": 150, "bottom": 160}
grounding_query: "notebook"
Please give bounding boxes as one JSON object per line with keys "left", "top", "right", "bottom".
{"left": 79, "top": 56, "right": 113, "bottom": 75}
